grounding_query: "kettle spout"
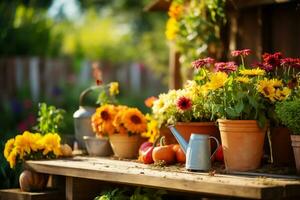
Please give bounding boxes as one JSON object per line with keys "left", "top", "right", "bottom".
{"left": 168, "top": 126, "right": 188, "bottom": 154}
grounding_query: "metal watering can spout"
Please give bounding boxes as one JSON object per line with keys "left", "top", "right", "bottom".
{"left": 168, "top": 126, "right": 188, "bottom": 154}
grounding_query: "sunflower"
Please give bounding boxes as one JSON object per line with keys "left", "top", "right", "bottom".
{"left": 239, "top": 68, "right": 266, "bottom": 76}
{"left": 270, "top": 78, "right": 283, "bottom": 88}
{"left": 122, "top": 108, "right": 147, "bottom": 134}
{"left": 207, "top": 72, "right": 228, "bottom": 91}
{"left": 275, "top": 87, "right": 291, "bottom": 101}
{"left": 257, "top": 79, "right": 276, "bottom": 101}
{"left": 91, "top": 104, "right": 119, "bottom": 136}
{"left": 235, "top": 76, "right": 250, "bottom": 84}
{"left": 4, "top": 138, "right": 15, "bottom": 159}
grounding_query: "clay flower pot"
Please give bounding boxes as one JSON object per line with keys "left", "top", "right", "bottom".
{"left": 109, "top": 134, "right": 141, "bottom": 159}
{"left": 270, "top": 127, "right": 295, "bottom": 166}
{"left": 290, "top": 135, "right": 300, "bottom": 174}
{"left": 218, "top": 119, "right": 267, "bottom": 171}
{"left": 19, "top": 170, "right": 48, "bottom": 192}
{"left": 175, "top": 122, "right": 220, "bottom": 149}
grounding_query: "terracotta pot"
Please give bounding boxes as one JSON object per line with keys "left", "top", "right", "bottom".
{"left": 270, "top": 127, "right": 295, "bottom": 166}
{"left": 109, "top": 134, "right": 141, "bottom": 159}
{"left": 218, "top": 119, "right": 266, "bottom": 171}
{"left": 19, "top": 170, "right": 48, "bottom": 192}
{"left": 159, "top": 127, "right": 178, "bottom": 145}
{"left": 291, "top": 135, "right": 300, "bottom": 174}
{"left": 160, "top": 122, "right": 220, "bottom": 147}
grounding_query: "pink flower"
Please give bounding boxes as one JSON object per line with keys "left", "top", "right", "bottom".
{"left": 231, "top": 49, "right": 252, "bottom": 57}
{"left": 192, "top": 57, "right": 215, "bottom": 69}
{"left": 215, "top": 62, "right": 237, "bottom": 74}
{"left": 177, "top": 97, "right": 192, "bottom": 111}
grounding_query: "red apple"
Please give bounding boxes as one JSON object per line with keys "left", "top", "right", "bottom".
{"left": 214, "top": 145, "right": 224, "bottom": 162}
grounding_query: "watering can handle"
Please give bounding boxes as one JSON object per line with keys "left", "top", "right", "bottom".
{"left": 209, "top": 136, "right": 220, "bottom": 160}
{"left": 79, "top": 85, "right": 103, "bottom": 106}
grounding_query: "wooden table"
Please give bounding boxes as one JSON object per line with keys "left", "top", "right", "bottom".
{"left": 25, "top": 156, "right": 300, "bottom": 200}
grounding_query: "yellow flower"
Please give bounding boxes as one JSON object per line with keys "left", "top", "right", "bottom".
{"left": 207, "top": 72, "right": 228, "bottom": 91}
{"left": 239, "top": 68, "right": 266, "bottom": 76}
{"left": 14, "top": 131, "right": 42, "bottom": 159}
{"left": 109, "top": 82, "right": 119, "bottom": 96}
{"left": 39, "top": 133, "right": 62, "bottom": 156}
{"left": 235, "top": 76, "right": 250, "bottom": 84}
{"left": 165, "top": 18, "right": 179, "bottom": 40}
{"left": 4, "top": 138, "right": 15, "bottom": 159}
{"left": 168, "top": 3, "right": 183, "bottom": 20}
{"left": 275, "top": 87, "right": 291, "bottom": 101}
{"left": 270, "top": 79, "right": 283, "bottom": 87}
{"left": 122, "top": 108, "right": 147, "bottom": 133}
{"left": 257, "top": 79, "right": 276, "bottom": 102}
{"left": 7, "top": 148, "right": 18, "bottom": 168}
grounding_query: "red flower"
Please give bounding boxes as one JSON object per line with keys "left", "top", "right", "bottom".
{"left": 262, "top": 52, "right": 283, "bottom": 68}
{"left": 176, "top": 97, "right": 192, "bottom": 111}
{"left": 231, "top": 49, "right": 252, "bottom": 57}
{"left": 215, "top": 62, "right": 237, "bottom": 74}
{"left": 281, "top": 58, "right": 300, "bottom": 68}
{"left": 192, "top": 57, "right": 215, "bottom": 69}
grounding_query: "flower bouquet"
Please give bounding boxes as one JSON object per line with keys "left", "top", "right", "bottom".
{"left": 91, "top": 104, "right": 147, "bottom": 158}
{"left": 4, "top": 131, "right": 71, "bottom": 191}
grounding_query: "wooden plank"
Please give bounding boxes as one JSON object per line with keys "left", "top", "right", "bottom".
{"left": 230, "top": 0, "right": 291, "bottom": 9}
{"left": 25, "top": 157, "right": 300, "bottom": 199}
{"left": 0, "top": 188, "right": 63, "bottom": 200}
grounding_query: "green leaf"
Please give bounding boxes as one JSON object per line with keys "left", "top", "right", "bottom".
{"left": 234, "top": 101, "right": 244, "bottom": 114}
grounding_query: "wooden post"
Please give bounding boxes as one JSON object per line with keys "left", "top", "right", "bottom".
{"left": 169, "top": 43, "right": 182, "bottom": 89}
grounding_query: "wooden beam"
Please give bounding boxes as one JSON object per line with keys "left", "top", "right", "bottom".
{"left": 229, "top": 0, "right": 292, "bottom": 9}
{"left": 143, "top": 0, "right": 171, "bottom": 12}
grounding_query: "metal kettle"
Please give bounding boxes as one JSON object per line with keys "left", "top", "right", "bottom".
{"left": 169, "top": 126, "right": 220, "bottom": 171}
{"left": 73, "top": 86, "right": 101, "bottom": 149}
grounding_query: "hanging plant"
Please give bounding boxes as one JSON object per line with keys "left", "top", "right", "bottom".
{"left": 166, "top": 0, "right": 226, "bottom": 76}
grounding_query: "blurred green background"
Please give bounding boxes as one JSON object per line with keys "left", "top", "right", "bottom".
{"left": 0, "top": 0, "right": 169, "bottom": 189}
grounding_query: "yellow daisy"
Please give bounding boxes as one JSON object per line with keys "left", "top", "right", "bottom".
{"left": 235, "top": 76, "right": 251, "bottom": 84}
{"left": 239, "top": 68, "right": 266, "bottom": 76}
{"left": 122, "top": 108, "right": 147, "bottom": 133}
{"left": 207, "top": 72, "right": 228, "bottom": 91}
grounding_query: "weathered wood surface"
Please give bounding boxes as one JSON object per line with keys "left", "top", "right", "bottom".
{"left": 25, "top": 156, "right": 300, "bottom": 199}
{"left": 0, "top": 188, "right": 63, "bottom": 200}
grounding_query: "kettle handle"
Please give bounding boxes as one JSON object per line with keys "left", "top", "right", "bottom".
{"left": 209, "top": 136, "right": 220, "bottom": 160}
{"left": 79, "top": 85, "right": 103, "bottom": 106}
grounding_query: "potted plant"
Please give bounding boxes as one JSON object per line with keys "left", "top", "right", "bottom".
{"left": 255, "top": 53, "right": 300, "bottom": 166}
{"left": 202, "top": 49, "right": 291, "bottom": 171}
{"left": 4, "top": 131, "right": 71, "bottom": 191}
{"left": 151, "top": 82, "right": 220, "bottom": 147}
{"left": 275, "top": 99, "right": 300, "bottom": 173}
{"left": 91, "top": 104, "right": 147, "bottom": 159}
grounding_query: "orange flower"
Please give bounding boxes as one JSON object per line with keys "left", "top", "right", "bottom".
{"left": 168, "top": 3, "right": 183, "bottom": 20}
{"left": 144, "top": 96, "right": 157, "bottom": 108}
